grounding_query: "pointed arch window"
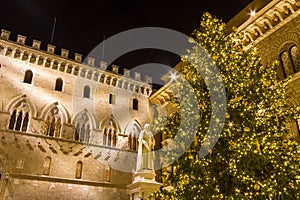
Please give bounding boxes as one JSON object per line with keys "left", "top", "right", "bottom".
{"left": 76, "top": 161, "right": 83, "bottom": 179}
{"left": 55, "top": 78, "right": 63, "bottom": 92}
{"left": 279, "top": 44, "right": 300, "bottom": 79}
{"left": 83, "top": 85, "right": 90, "bottom": 98}
{"left": 126, "top": 124, "right": 140, "bottom": 151}
{"left": 21, "top": 113, "right": 29, "bottom": 132}
{"left": 291, "top": 46, "right": 300, "bottom": 73}
{"left": 8, "top": 110, "right": 29, "bottom": 132}
{"left": 74, "top": 112, "right": 91, "bottom": 143}
{"left": 102, "top": 119, "right": 118, "bottom": 147}
{"left": 43, "top": 108, "right": 62, "bottom": 137}
{"left": 24, "top": 70, "right": 33, "bottom": 84}
{"left": 8, "top": 110, "right": 17, "bottom": 130}
{"left": 43, "top": 157, "right": 51, "bottom": 175}
{"left": 15, "top": 111, "right": 23, "bottom": 131}
{"left": 133, "top": 98, "right": 138, "bottom": 110}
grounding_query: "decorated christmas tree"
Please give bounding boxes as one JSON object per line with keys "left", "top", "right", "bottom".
{"left": 151, "top": 13, "right": 300, "bottom": 199}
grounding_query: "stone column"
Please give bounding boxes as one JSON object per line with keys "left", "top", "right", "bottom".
{"left": 127, "top": 170, "right": 162, "bottom": 200}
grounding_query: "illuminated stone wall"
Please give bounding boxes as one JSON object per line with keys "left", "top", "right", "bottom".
{"left": 0, "top": 32, "right": 153, "bottom": 199}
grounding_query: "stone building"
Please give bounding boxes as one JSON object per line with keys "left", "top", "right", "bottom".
{"left": 0, "top": 30, "right": 153, "bottom": 199}
{"left": 151, "top": 0, "right": 300, "bottom": 138}
{"left": 1, "top": 0, "right": 300, "bottom": 199}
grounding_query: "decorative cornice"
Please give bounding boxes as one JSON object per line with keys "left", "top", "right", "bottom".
{"left": 0, "top": 31, "right": 153, "bottom": 96}
{"left": 235, "top": 0, "right": 300, "bottom": 49}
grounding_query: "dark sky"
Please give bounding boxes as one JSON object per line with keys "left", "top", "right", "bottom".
{"left": 0, "top": 0, "right": 253, "bottom": 86}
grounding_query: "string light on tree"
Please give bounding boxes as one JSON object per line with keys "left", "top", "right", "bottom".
{"left": 150, "top": 13, "right": 300, "bottom": 200}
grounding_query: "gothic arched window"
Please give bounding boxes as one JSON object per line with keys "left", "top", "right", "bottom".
{"left": 24, "top": 70, "right": 33, "bottom": 84}
{"left": 8, "top": 110, "right": 29, "bottom": 132}
{"left": 21, "top": 112, "right": 29, "bottom": 132}
{"left": 74, "top": 112, "right": 91, "bottom": 143}
{"left": 279, "top": 44, "right": 300, "bottom": 79}
{"left": 291, "top": 46, "right": 300, "bottom": 73}
{"left": 43, "top": 107, "right": 62, "bottom": 137}
{"left": 8, "top": 110, "right": 17, "bottom": 130}
{"left": 102, "top": 119, "right": 119, "bottom": 147}
{"left": 126, "top": 123, "right": 141, "bottom": 150}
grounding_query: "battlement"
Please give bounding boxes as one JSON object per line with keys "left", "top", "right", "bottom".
{"left": 0, "top": 29, "right": 153, "bottom": 96}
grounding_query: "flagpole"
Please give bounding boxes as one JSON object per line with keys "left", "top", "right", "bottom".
{"left": 50, "top": 17, "right": 57, "bottom": 44}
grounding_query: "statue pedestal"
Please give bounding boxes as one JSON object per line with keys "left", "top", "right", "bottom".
{"left": 127, "top": 170, "right": 162, "bottom": 200}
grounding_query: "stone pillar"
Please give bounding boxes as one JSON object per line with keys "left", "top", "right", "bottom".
{"left": 127, "top": 170, "right": 162, "bottom": 200}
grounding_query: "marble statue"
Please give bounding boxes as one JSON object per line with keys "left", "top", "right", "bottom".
{"left": 136, "top": 123, "right": 155, "bottom": 172}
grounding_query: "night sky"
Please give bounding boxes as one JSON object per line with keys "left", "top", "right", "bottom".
{"left": 0, "top": 0, "right": 253, "bottom": 86}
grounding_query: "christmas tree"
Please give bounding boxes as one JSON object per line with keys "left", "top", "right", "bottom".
{"left": 151, "top": 13, "right": 300, "bottom": 199}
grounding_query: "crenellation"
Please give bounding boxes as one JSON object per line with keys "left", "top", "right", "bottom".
{"left": 1, "top": 29, "right": 10, "bottom": 40}
{"left": 61, "top": 48, "right": 69, "bottom": 58}
{"left": 134, "top": 72, "right": 141, "bottom": 81}
{"left": 0, "top": 31, "right": 152, "bottom": 97}
{"left": 123, "top": 68, "right": 130, "bottom": 77}
{"left": 87, "top": 57, "right": 95, "bottom": 66}
{"left": 47, "top": 44, "right": 55, "bottom": 54}
{"left": 100, "top": 61, "right": 107, "bottom": 70}
{"left": 112, "top": 64, "right": 119, "bottom": 74}
{"left": 32, "top": 39, "right": 41, "bottom": 49}
{"left": 74, "top": 53, "right": 82, "bottom": 63}
{"left": 17, "top": 34, "right": 26, "bottom": 45}
{"left": 144, "top": 75, "right": 152, "bottom": 84}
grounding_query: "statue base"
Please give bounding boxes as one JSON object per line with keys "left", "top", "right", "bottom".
{"left": 127, "top": 169, "right": 162, "bottom": 200}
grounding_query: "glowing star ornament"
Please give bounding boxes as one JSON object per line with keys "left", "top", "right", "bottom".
{"left": 170, "top": 72, "right": 178, "bottom": 81}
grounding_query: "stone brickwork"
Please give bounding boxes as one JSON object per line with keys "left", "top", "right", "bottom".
{"left": 0, "top": 31, "right": 153, "bottom": 199}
